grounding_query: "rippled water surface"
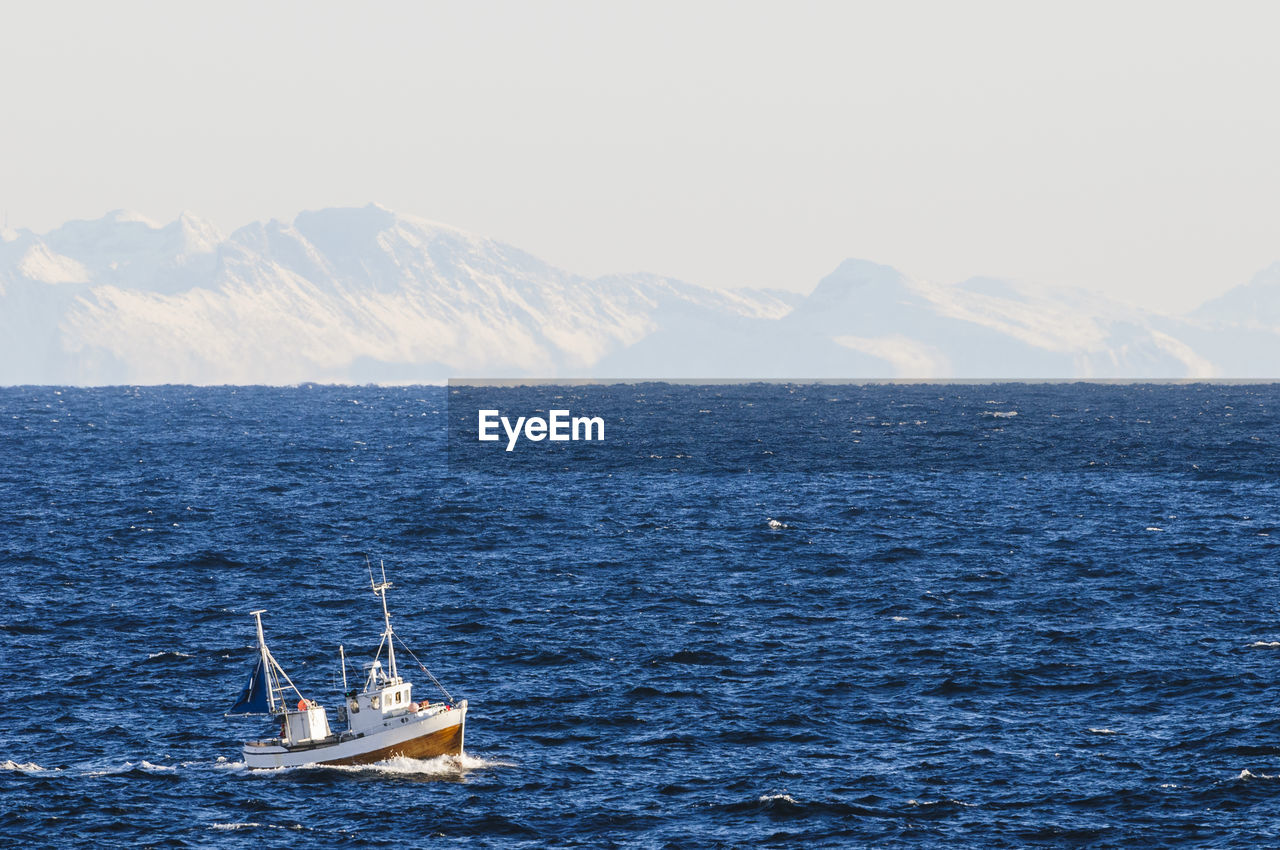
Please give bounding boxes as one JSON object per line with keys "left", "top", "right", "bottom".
{"left": 4, "top": 383, "right": 1280, "bottom": 847}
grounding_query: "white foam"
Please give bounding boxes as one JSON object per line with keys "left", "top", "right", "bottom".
{"left": 147, "top": 651, "right": 192, "bottom": 659}
{"left": 758, "top": 793, "right": 797, "bottom": 805}
{"left": 890, "top": 616, "right": 909, "bottom": 622}
{"left": 341, "top": 753, "right": 509, "bottom": 775}
{"left": 209, "top": 822, "right": 304, "bottom": 832}
{"left": 1238, "top": 768, "right": 1277, "bottom": 780}
{"left": 907, "top": 798, "right": 976, "bottom": 807}
{"left": 1087, "top": 728, "right": 1119, "bottom": 735}
{"left": 85, "top": 760, "right": 176, "bottom": 776}
{"left": 1, "top": 760, "right": 49, "bottom": 772}
{"left": 1145, "top": 526, "right": 1163, "bottom": 532}
{"left": 766, "top": 518, "right": 788, "bottom": 529}
{"left": 1248, "top": 641, "right": 1280, "bottom": 648}
{"left": 250, "top": 752, "right": 511, "bottom": 777}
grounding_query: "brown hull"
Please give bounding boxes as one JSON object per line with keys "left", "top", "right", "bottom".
{"left": 321, "top": 718, "right": 464, "bottom": 766}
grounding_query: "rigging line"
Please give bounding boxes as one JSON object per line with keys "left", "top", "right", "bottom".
{"left": 393, "top": 632, "right": 453, "bottom": 703}
{"left": 265, "top": 647, "right": 305, "bottom": 703}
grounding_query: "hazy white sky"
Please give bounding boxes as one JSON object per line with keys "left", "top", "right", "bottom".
{"left": 2, "top": 1, "right": 1277, "bottom": 311}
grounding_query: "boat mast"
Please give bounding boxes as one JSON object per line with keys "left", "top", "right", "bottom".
{"left": 250, "top": 609, "right": 277, "bottom": 713}
{"left": 374, "top": 560, "right": 398, "bottom": 681}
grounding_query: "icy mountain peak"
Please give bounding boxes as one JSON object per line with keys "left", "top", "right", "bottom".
{"left": 171, "top": 211, "right": 224, "bottom": 253}
{"left": 800, "top": 258, "right": 920, "bottom": 317}
{"left": 101, "top": 209, "right": 161, "bottom": 227}
{"left": 1191, "top": 260, "right": 1280, "bottom": 328}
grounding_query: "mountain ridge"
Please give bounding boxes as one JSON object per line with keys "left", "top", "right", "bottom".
{"left": 1, "top": 204, "right": 1275, "bottom": 384}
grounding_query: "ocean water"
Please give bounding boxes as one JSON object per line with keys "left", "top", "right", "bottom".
{"left": 3, "top": 382, "right": 1280, "bottom": 847}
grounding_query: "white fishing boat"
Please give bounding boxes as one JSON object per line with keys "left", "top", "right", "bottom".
{"left": 227, "top": 565, "right": 467, "bottom": 769}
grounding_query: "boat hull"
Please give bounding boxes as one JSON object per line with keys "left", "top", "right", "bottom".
{"left": 242, "top": 701, "right": 466, "bottom": 769}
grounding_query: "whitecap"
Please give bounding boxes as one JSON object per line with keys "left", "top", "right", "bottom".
{"left": 1238, "top": 768, "right": 1277, "bottom": 780}
{"left": 1, "top": 760, "right": 48, "bottom": 773}
{"left": 1087, "top": 728, "right": 1119, "bottom": 735}
{"left": 758, "top": 793, "right": 797, "bottom": 805}
{"left": 140, "top": 760, "right": 176, "bottom": 772}
{"left": 147, "top": 651, "right": 192, "bottom": 659}
{"left": 890, "top": 616, "right": 909, "bottom": 622}
{"left": 1248, "top": 641, "right": 1280, "bottom": 648}
{"left": 766, "top": 518, "right": 788, "bottom": 529}
{"left": 1145, "top": 527, "right": 1163, "bottom": 532}
{"left": 209, "top": 822, "right": 305, "bottom": 832}
{"left": 907, "top": 798, "right": 976, "bottom": 807}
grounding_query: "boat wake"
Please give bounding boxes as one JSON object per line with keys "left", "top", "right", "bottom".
{"left": 324, "top": 753, "right": 512, "bottom": 776}
{"left": 220, "top": 752, "right": 511, "bottom": 777}
{"left": 84, "top": 760, "right": 176, "bottom": 776}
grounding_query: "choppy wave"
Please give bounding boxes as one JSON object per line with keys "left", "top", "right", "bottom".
{"left": 7, "top": 383, "right": 1280, "bottom": 845}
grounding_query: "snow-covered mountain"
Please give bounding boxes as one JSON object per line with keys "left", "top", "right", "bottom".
{"left": 0, "top": 204, "right": 1274, "bottom": 384}
{"left": 0, "top": 206, "right": 792, "bottom": 384}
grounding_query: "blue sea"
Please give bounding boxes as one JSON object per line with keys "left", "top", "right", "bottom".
{"left": 4, "top": 382, "right": 1280, "bottom": 847}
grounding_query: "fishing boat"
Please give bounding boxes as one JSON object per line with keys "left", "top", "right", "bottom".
{"left": 226, "top": 565, "right": 467, "bottom": 769}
